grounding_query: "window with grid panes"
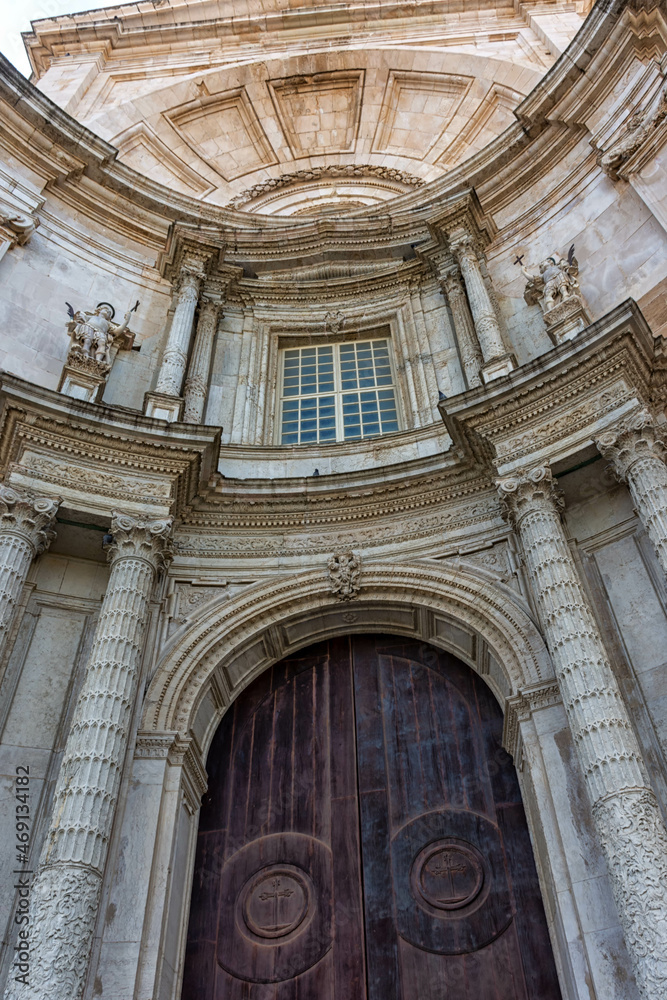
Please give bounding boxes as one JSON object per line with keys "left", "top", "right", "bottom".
{"left": 279, "top": 339, "right": 400, "bottom": 445}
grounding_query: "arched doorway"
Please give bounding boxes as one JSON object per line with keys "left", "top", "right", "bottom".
{"left": 182, "top": 635, "right": 562, "bottom": 999}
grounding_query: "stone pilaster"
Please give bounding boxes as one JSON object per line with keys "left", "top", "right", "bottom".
{"left": 440, "top": 266, "right": 483, "bottom": 388}
{"left": 182, "top": 298, "right": 221, "bottom": 424}
{"left": 449, "top": 227, "right": 515, "bottom": 382}
{"left": 6, "top": 513, "right": 173, "bottom": 1000}
{"left": 0, "top": 486, "right": 60, "bottom": 652}
{"left": 497, "top": 465, "right": 667, "bottom": 1000}
{"left": 154, "top": 265, "right": 204, "bottom": 397}
{"left": 596, "top": 410, "right": 667, "bottom": 578}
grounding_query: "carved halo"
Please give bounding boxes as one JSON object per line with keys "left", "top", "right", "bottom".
{"left": 96, "top": 301, "right": 116, "bottom": 319}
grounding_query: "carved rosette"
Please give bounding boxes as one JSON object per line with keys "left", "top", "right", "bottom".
{"left": 183, "top": 298, "right": 221, "bottom": 423}
{"left": 596, "top": 411, "right": 667, "bottom": 577}
{"left": 447, "top": 228, "right": 510, "bottom": 376}
{"left": 440, "top": 268, "right": 483, "bottom": 388}
{"left": 155, "top": 265, "right": 204, "bottom": 398}
{"left": 9, "top": 513, "right": 173, "bottom": 1000}
{"left": 497, "top": 465, "right": 667, "bottom": 1000}
{"left": 327, "top": 551, "right": 361, "bottom": 601}
{"left": 0, "top": 487, "right": 60, "bottom": 647}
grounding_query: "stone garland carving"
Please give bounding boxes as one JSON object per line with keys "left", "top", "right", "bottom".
{"left": 327, "top": 551, "right": 361, "bottom": 601}
{"left": 599, "top": 82, "right": 667, "bottom": 180}
{"left": 227, "top": 165, "right": 425, "bottom": 209}
{"left": 440, "top": 266, "right": 483, "bottom": 388}
{"left": 183, "top": 298, "right": 221, "bottom": 423}
{"left": 522, "top": 246, "right": 588, "bottom": 344}
{"left": 155, "top": 265, "right": 204, "bottom": 398}
{"left": 596, "top": 409, "right": 667, "bottom": 577}
{"left": 6, "top": 513, "right": 173, "bottom": 1000}
{"left": 497, "top": 465, "right": 667, "bottom": 1000}
{"left": 0, "top": 486, "right": 60, "bottom": 651}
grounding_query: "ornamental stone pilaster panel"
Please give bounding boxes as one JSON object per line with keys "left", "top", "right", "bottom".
{"left": 497, "top": 465, "right": 667, "bottom": 1000}
{"left": 0, "top": 486, "right": 60, "bottom": 653}
{"left": 154, "top": 265, "right": 204, "bottom": 397}
{"left": 183, "top": 297, "right": 221, "bottom": 423}
{"left": 440, "top": 267, "right": 483, "bottom": 388}
{"left": 596, "top": 410, "right": 667, "bottom": 578}
{"left": 5, "top": 513, "right": 173, "bottom": 1000}
{"left": 449, "top": 227, "right": 515, "bottom": 382}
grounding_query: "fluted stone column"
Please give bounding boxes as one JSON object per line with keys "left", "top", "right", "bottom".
{"left": 440, "top": 266, "right": 483, "bottom": 388}
{"left": 449, "top": 227, "right": 515, "bottom": 382}
{"left": 154, "top": 265, "right": 203, "bottom": 397}
{"left": 182, "top": 297, "right": 221, "bottom": 423}
{"left": 0, "top": 486, "right": 59, "bottom": 652}
{"left": 6, "top": 513, "right": 173, "bottom": 1000}
{"left": 596, "top": 410, "right": 667, "bottom": 578}
{"left": 497, "top": 465, "right": 667, "bottom": 1000}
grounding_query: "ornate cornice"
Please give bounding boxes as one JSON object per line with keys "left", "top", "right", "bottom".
{"left": 0, "top": 375, "right": 220, "bottom": 520}
{"left": 441, "top": 299, "right": 656, "bottom": 475}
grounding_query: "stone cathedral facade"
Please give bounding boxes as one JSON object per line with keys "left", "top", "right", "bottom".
{"left": 0, "top": 0, "right": 666, "bottom": 998}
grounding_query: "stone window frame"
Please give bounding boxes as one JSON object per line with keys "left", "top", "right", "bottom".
{"left": 274, "top": 333, "right": 401, "bottom": 446}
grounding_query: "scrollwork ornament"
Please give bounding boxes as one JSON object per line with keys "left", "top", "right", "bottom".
{"left": 496, "top": 465, "right": 564, "bottom": 529}
{"left": 0, "top": 486, "right": 60, "bottom": 555}
{"left": 104, "top": 512, "right": 174, "bottom": 573}
{"left": 5, "top": 865, "right": 100, "bottom": 1000}
{"left": 592, "top": 790, "right": 667, "bottom": 992}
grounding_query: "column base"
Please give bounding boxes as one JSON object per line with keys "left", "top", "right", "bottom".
{"left": 481, "top": 353, "right": 516, "bottom": 383}
{"left": 144, "top": 391, "right": 184, "bottom": 422}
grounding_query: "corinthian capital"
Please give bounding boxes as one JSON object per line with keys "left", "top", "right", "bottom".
{"left": 104, "top": 512, "right": 174, "bottom": 572}
{"left": 0, "top": 485, "right": 61, "bottom": 555}
{"left": 496, "top": 465, "right": 564, "bottom": 526}
{"left": 596, "top": 409, "right": 666, "bottom": 479}
{"left": 439, "top": 266, "right": 465, "bottom": 301}
{"left": 448, "top": 226, "right": 478, "bottom": 263}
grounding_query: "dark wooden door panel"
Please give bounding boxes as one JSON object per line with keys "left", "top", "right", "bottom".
{"left": 354, "top": 637, "right": 561, "bottom": 1000}
{"left": 183, "top": 635, "right": 561, "bottom": 1000}
{"left": 182, "top": 638, "right": 366, "bottom": 1000}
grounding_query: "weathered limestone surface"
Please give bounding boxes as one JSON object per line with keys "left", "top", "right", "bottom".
{"left": 183, "top": 298, "right": 221, "bottom": 423}
{"left": 0, "top": 487, "right": 59, "bottom": 654}
{"left": 597, "top": 411, "right": 667, "bottom": 579}
{"left": 4, "top": 515, "right": 172, "bottom": 1000}
{"left": 0, "top": 2, "right": 664, "bottom": 999}
{"left": 498, "top": 466, "right": 667, "bottom": 1000}
{"left": 155, "top": 268, "right": 203, "bottom": 398}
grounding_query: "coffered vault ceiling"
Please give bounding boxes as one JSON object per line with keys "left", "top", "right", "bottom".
{"left": 25, "top": 0, "right": 585, "bottom": 216}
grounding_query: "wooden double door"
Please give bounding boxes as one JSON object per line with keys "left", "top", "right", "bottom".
{"left": 183, "top": 635, "right": 562, "bottom": 999}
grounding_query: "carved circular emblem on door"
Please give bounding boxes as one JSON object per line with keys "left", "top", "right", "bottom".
{"left": 241, "top": 866, "right": 312, "bottom": 940}
{"left": 413, "top": 841, "right": 484, "bottom": 911}
{"left": 217, "top": 833, "right": 333, "bottom": 984}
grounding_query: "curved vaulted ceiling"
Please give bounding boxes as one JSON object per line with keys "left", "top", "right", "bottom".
{"left": 24, "top": 0, "right": 587, "bottom": 216}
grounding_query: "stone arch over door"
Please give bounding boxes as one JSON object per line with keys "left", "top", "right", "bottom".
{"left": 95, "top": 562, "right": 615, "bottom": 1000}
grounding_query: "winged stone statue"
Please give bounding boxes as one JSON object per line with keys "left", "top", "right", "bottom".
{"left": 523, "top": 245, "right": 579, "bottom": 313}
{"left": 66, "top": 299, "right": 139, "bottom": 367}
